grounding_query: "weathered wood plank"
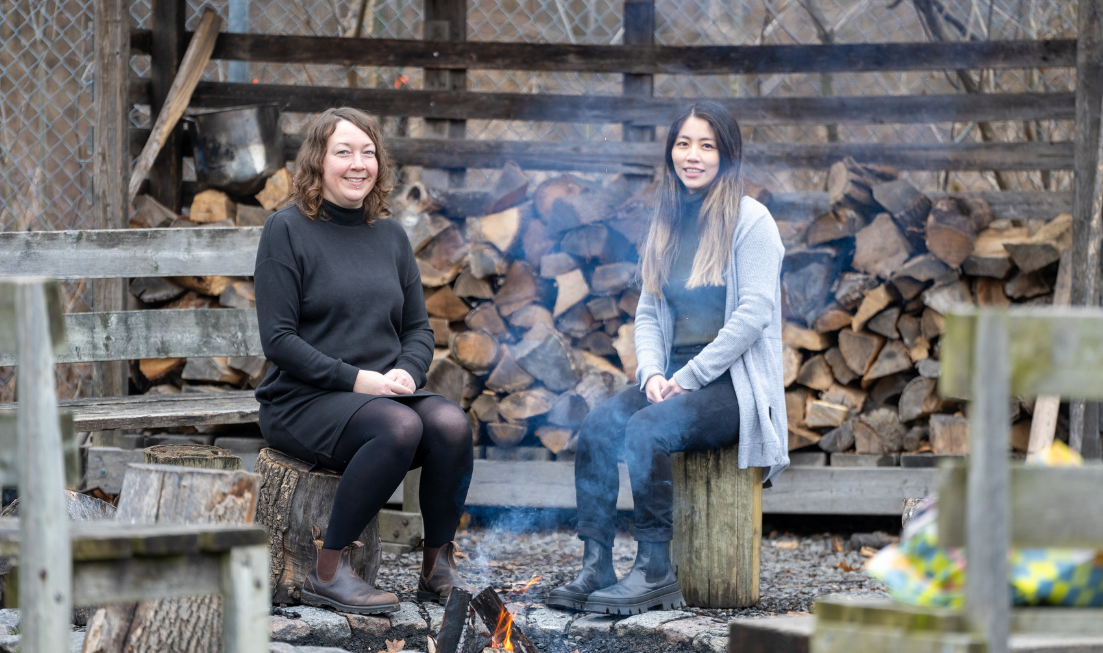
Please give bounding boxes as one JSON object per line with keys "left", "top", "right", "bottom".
{"left": 0, "top": 391, "right": 260, "bottom": 434}
{"left": 147, "top": 0, "right": 187, "bottom": 211}
{"left": 131, "top": 78, "right": 1075, "bottom": 127}
{"left": 220, "top": 544, "right": 270, "bottom": 653}
{"left": 132, "top": 130, "right": 1074, "bottom": 173}
{"left": 768, "top": 191, "right": 1072, "bottom": 223}
{"left": 0, "top": 519, "right": 269, "bottom": 559}
{"left": 941, "top": 308, "right": 1103, "bottom": 400}
{"left": 130, "top": 30, "right": 1075, "bottom": 75}
{"left": 460, "top": 461, "right": 934, "bottom": 514}
{"left": 13, "top": 278, "right": 72, "bottom": 652}
{"left": 0, "top": 227, "right": 260, "bottom": 279}
{"left": 938, "top": 465, "right": 1103, "bottom": 549}
{"left": 70, "top": 553, "right": 223, "bottom": 607}
{"left": 0, "top": 309, "right": 261, "bottom": 366}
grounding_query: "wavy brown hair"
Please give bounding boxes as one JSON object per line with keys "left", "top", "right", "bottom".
{"left": 641, "top": 101, "right": 744, "bottom": 295}
{"left": 290, "top": 107, "right": 395, "bottom": 222}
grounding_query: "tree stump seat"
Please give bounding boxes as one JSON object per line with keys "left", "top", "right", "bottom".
{"left": 254, "top": 448, "right": 381, "bottom": 605}
{"left": 671, "top": 445, "right": 762, "bottom": 608}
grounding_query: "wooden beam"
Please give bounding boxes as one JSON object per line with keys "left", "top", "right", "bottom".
{"left": 93, "top": 0, "right": 132, "bottom": 398}
{"left": 0, "top": 227, "right": 260, "bottom": 279}
{"left": 767, "top": 190, "right": 1072, "bottom": 223}
{"left": 1070, "top": 0, "right": 1103, "bottom": 458}
{"left": 130, "top": 78, "right": 1076, "bottom": 127}
{"left": 964, "top": 311, "right": 1011, "bottom": 653}
{"left": 941, "top": 308, "right": 1103, "bottom": 400}
{"left": 939, "top": 465, "right": 1103, "bottom": 549}
{"left": 129, "top": 30, "right": 1076, "bottom": 75}
{"left": 147, "top": 0, "right": 187, "bottom": 210}
{"left": 0, "top": 309, "right": 262, "bottom": 366}
{"left": 0, "top": 391, "right": 260, "bottom": 433}
{"left": 423, "top": 0, "right": 468, "bottom": 188}
{"left": 622, "top": 0, "right": 656, "bottom": 192}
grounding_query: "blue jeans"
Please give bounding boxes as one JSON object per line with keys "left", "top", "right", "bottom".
{"left": 574, "top": 351, "right": 739, "bottom": 546}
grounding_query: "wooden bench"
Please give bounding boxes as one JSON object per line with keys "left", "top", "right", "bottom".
{"left": 812, "top": 306, "right": 1103, "bottom": 653}
{"left": 0, "top": 277, "right": 269, "bottom": 652}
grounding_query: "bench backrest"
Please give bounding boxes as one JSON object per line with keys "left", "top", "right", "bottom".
{"left": 0, "top": 228, "right": 263, "bottom": 366}
{"left": 937, "top": 306, "right": 1103, "bottom": 652}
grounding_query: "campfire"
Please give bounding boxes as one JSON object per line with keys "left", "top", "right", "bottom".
{"left": 430, "top": 585, "right": 541, "bottom": 653}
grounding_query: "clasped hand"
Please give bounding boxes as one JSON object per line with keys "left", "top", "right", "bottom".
{"left": 644, "top": 375, "right": 688, "bottom": 404}
{"left": 353, "top": 369, "right": 415, "bottom": 395}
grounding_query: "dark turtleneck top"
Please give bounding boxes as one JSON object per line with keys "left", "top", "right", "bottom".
{"left": 253, "top": 199, "right": 436, "bottom": 457}
{"left": 664, "top": 191, "right": 728, "bottom": 347}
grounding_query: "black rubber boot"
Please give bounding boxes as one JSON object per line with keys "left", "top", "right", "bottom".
{"left": 545, "top": 538, "right": 617, "bottom": 611}
{"left": 583, "top": 541, "right": 685, "bottom": 615}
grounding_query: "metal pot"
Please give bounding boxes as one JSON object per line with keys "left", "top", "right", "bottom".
{"left": 187, "top": 104, "right": 284, "bottom": 196}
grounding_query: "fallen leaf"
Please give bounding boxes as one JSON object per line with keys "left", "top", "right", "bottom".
{"left": 774, "top": 540, "right": 799, "bottom": 549}
{"left": 832, "top": 537, "right": 843, "bottom": 553}
{"left": 859, "top": 546, "right": 878, "bottom": 558}
{"left": 386, "top": 638, "right": 406, "bottom": 652}
{"left": 837, "top": 560, "right": 858, "bottom": 572}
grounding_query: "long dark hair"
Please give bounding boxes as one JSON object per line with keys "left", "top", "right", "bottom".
{"left": 641, "top": 101, "right": 744, "bottom": 294}
{"left": 290, "top": 107, "right": 395, "bottom": 222}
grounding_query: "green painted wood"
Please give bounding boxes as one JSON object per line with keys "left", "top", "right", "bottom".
{"left": 940, "top": 307, "right": 1103, "bottom": 400}
{"left": 938, "top": 464, "right": 1103, "bottom": 548}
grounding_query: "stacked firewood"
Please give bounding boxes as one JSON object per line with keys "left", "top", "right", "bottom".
{"left": 396, "top": 163, "right": 660, "bottom": 457}
{"left": 780, "top": 158, "right": 1070, "bottom": 460}
{"left": 126, "top": 170, "right": 290, "bottom": 395}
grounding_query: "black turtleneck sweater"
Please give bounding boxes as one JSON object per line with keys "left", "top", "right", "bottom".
{"left": 664, "top": 191, "right": 728, "bottom": 347}
{"left": 253, "top": 200, "right": 436, "bottom": 457}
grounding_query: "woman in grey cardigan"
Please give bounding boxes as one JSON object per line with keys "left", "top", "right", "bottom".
{"left": 547, "top": 102, "right": 789, "bottom": 615}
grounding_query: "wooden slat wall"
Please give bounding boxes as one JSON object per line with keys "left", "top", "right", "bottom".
{"left": 129, "top": 30, "right": 1075, "bottom": 75}
{"left": 129, "top": 79, "right": 1075, "bottom": 127}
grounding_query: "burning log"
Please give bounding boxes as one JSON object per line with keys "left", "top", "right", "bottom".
{"left": 435, "top": 587, "right": 473, "bottom": 653}
{"left": 470, "top": 588, "right": 539, "bottom": 653}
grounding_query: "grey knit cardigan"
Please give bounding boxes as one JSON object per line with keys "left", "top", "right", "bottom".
{"left": 634, "top": 196, "right": 789, "bottom": 485}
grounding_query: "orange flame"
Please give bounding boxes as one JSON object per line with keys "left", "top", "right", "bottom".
{"left": 492, "top": 608, "right": 514, "bottom": 651}
{"left": 394, "top": 74, "right": 409, "bottom": 89}
{"left": 516, "top": 576, "right": 542, "bottom": 594}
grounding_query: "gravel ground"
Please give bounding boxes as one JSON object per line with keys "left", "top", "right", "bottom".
{"left": 375, "top": 520, "right": 890, "bottom": 621}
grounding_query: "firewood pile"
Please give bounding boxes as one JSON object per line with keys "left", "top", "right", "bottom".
{"left": 779, "top": 158, "right": 1070, "bottom": 463}
{"left": 126, "top": 157, "right": 1069, "bottom": 464}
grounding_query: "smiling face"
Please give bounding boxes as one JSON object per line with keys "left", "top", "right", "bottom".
{"left": 670, "top": 115, "right": 721, "bottom": 194}
{"left": 320, "top": 119, "right": 378, "bottom": 209}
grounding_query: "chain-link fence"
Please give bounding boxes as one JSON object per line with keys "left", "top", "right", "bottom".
{"left": 0, "top": 0, "right": 1081, "bottom": 401}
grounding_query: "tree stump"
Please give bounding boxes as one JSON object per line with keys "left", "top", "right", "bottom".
{"left": 671, "top": 447, "right": 761, "bottom": 608}
{"left": 82, "top": 463, "right": 260, "bottom": 653}
{"left": 254, "top": 448, "right": 381, "bottom": 605}
{"left": 144, "top": 444, "right": 241, "bottom": 470}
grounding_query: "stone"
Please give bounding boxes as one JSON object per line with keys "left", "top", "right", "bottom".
{"left": 569, "top": 613, "right": 617, "bottom": 635}
{"left": 270, "top": 615, "right": 311, "bottom": 644}
{"left": 388, "top": 602, "right": 427, "bottom": 630}
{"left": 344, "top": 614, "right": 391, "bottom": 637}
{"left": 424, "top": 602, "right": 445, "bottom": 632}
{"left": 296, "top": 648, "right": 356, "bottom": 653}
{"left": 70, "top": 630, "right": 85, "bottom": 653}
{"left": 0, "top": 611, "right": 18, "bottom": 632}
{"left": 660, "top": 616, "right": 726, "bottom": 644}
{"left": 0, "top": 635, "right": 18, "bottom": 653}
{"left": 269, "top": 644, "right": 297, "bottom": 653}
{"left": 295, "top": 606, "right": 352, "bottom": 646}
{"left": 613, "top": 609, "right": 694, "bottom": 637}
{"left": 523, "top": 608, "right": 573, "bottom": 637}
{"left": 692, "top": 628, "right": 731, "bottom": 652}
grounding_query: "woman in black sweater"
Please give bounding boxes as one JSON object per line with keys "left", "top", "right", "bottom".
{"left": 254, "top": 107, "right": 473, "bottom": 614}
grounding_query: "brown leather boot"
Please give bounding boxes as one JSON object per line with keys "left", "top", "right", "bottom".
{"left": 303, "top": 541, "right": 400, "bottom": 614}
{"left": 416, "top": 541, "right": 475, "bottom": 604}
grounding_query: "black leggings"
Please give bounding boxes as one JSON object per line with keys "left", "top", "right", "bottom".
{"left": 319, "top": 395, "right": 473, "bottom": 550}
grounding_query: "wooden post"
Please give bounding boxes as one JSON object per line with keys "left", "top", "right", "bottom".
{"left": 148, "top": 0, "right": 187, "bottom": 211}
{"left": 965, "top": 311, "right": 1010, "bottom": 653}
{"left": 1070, "top": 0, "right": 1103, "bottom": 458}
{"left": 92, "top": 0, "right": 131, "bottom": 398}
{"left": 671, "top": 447, "right": 761, "bottom": 608}
{"left": 622, "top": 0, "right": 655, "bottom": 194}
{"left": 423, "top": 0, "right": 467, "bottom": 189}
{"left": 220, "top": 544, "right": 270, "bottom": 653}
{"left": 15, "top": 280, "right": 72, "bottom": 652}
